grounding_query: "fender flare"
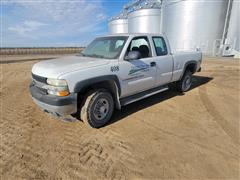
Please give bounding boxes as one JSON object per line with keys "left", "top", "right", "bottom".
{"left": 180, "top": 60, "right": 197, "bottom": 79}
{"left": 73, "top": 75, "right": 121, "bottom": 109}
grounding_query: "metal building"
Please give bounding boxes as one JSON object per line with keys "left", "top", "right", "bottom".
{"left": 162, "top": 0, "right": 228, "bottom": 55}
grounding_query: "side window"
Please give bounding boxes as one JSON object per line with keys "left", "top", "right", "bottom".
{"left": 152, "top": 37, "right": 168, "bottom": 56}
{"left": 130, "top": 38, "right": 148, "bottom": 50}
{"left": 126, "top": 36, "right": 151, "bottom": 59}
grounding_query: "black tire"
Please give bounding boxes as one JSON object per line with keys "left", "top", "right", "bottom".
{"left": 176, "top": 70, "right": 193, "bottom": 92}
{"left": 80, "top": 90, "right": 114, "bottom": 128}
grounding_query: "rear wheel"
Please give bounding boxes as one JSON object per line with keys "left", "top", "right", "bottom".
{"left": 176, "top": 70, "right": 193, "bottom": 92}
{"left": 80, "top": 90, "right": 114, "bottom": 128}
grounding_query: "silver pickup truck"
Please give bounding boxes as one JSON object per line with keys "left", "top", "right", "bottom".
{"left": 30, "top": 33, "right": 202, "bottom": 128}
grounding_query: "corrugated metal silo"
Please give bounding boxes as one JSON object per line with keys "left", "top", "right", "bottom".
{"left": 162, "top": 0, "right": 228, "bottom": 55}
{"left": 108, "top": 18, "right": 128, "bottom": 34}
{"left": 226, "top": 0, "right": 240, "bottom": 52}
{"left": 128, "top": 8, "right": 162, "bottom": 34}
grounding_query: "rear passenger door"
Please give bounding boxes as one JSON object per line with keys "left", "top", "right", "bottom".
{"left": 151, "top": 36, "right": 174, "bottom": 86}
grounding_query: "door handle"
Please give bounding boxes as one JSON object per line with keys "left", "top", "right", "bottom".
{"left": 150, "top": 62, "right": 156, "bottom": 67}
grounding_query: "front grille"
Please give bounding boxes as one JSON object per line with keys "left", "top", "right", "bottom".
{"left": 31, "top": 73, "right": 48, "bottom": 95}
{"left": 37, "top": 86, "right": 48, "bottom": 95}
{"left": 32, "top": 73, "right": 47, "bottom": 84}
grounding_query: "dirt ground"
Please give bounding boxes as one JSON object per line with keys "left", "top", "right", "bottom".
{"left": 0, "top": 56, "right": 239, "bottom": 179}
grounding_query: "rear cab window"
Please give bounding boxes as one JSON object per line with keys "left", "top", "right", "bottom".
{"left": 152, "top": 37, "right": 168, "bottom": 56}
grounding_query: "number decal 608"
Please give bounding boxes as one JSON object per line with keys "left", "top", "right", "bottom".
{"left": 111, "top": 66, "right": 119, "bottom": 72}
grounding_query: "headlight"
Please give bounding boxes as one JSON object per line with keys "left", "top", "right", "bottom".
{"left": 47, "top": 78, "right": 68, "bottom": 87}
{"left": 44, "top": 79, "right": 69, "bottom": 96}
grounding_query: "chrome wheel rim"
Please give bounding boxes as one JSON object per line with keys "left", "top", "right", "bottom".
{"left": 93, "top": 98, "right": 110, "bottom": 121}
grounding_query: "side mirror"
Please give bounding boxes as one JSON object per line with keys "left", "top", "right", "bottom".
{"left": 125, "top": 51, "right": 141, "bottom": 61}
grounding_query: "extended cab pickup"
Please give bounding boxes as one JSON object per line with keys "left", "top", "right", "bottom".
{"left": 30, "top": 33, "right": 202, "bottom": 128}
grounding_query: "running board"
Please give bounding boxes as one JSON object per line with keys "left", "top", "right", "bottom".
{"left": 120, "top": 85, "right": 169, "bottom": 106}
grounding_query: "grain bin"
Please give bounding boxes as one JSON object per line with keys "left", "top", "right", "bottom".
{"left": 128, "top": 8, "right": 162, "bottom": 34}
{"left": 225, "top": 0, "right": 240, "bottom": 53}
{"left": 108, "top": 13, "right": 128, "bottom": 34}
{"left": 162, "top": 0, "right": 228, "bottom": 55}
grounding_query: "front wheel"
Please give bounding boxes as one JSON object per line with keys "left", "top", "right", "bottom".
{"left": 80, "top": 90, "right": 114, "bottom": 128}
{"left": 176, "top": 70, "right": 193, "bottom": 92}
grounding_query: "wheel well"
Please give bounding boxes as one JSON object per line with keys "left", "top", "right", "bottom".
{"left": 77, "top": 80, "right": 120, "bottom": 110}
{"left": 185, "top": 63, "right": 197, "bottom": 74}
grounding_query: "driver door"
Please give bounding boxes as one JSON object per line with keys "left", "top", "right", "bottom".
{"left": 118, "top": 36, "right": 157, "bottom": 98}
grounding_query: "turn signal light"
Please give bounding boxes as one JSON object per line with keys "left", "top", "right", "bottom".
{"left": 57, "top": 91, "right": 70, "bottom": 97}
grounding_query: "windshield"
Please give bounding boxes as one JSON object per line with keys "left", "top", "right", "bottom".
{"left": 81, "top": 36, "right": 128, "bottom": 59}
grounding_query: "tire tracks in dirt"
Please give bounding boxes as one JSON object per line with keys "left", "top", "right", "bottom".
{"left": 14, "top": 106, "right": 48, "bottom": 179}
{"left": 59, "top": 125, "right": 141, "bottom": 179}
{"left": 198, "top": 86, "right": 239, "bottom": 145}
{"left": 139, "top": 114, "right": 239, "bottom": 160}
{"left": 1, "top": 63, "right": 57, "bottom": 178}
{"left": 0, "top": 97, "right": 48, "bottom": 179}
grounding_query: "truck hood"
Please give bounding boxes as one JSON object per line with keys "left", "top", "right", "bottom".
{"left": 32, "top": 55, "right": 110, "bottom": 78}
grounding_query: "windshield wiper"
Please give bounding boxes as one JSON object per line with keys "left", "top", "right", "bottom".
{"left": 79, "top": 53, "right": 106, "bottom": 59}
{"left": 88, "top": 54, "right": 105, "bottom": 58}
{"left": 79, "top": 52, "right": 87, "bottom": 57}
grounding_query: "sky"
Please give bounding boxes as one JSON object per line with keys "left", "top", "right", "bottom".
{"left": 1, "top": 0, "right": 129, "bottom": 47}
